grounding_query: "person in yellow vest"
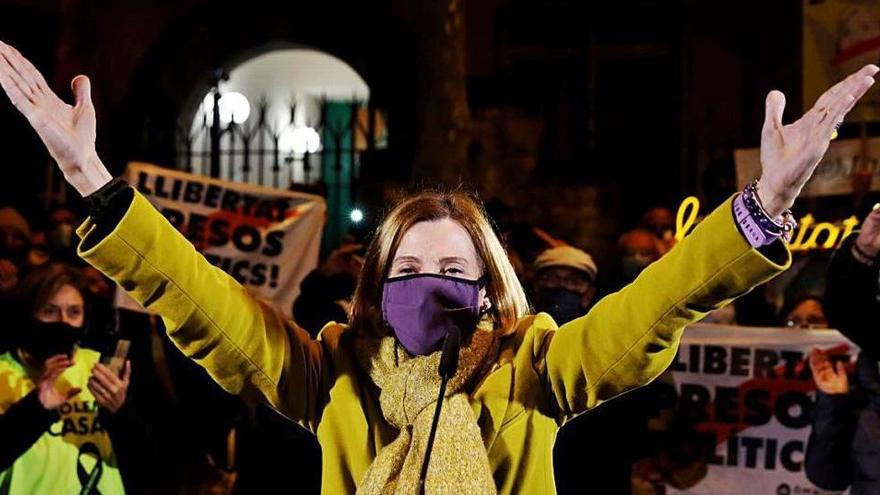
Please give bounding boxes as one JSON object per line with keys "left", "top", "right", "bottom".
{"left": 0, "top": 39, "right": 876, "bottom": 494}
{"left": 0, "top": 263, "right": 129, "bottom": 494}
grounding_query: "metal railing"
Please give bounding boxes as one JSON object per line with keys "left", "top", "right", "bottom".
{"left": 176, "top": 90, "right": 384, "bottom": 194}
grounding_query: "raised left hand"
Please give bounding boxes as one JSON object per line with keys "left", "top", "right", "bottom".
{"left": 87, "top": 361, "right": 131, "bottom": 413}
{"left": 855, "top": 207, "right": 880, "bottom": 258}
{"left": 808, "top": 348, "right": 848, "bottom": 395}
{"left": 758, "top": 64, "right": 879, "bottom": 217}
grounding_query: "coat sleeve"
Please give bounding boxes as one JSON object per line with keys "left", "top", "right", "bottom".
{"left": 805, "top": 392, "right": 857, "bottom": 490}
{"left": 0, "top": 391, "right": 59, "bottom": 471}
{"left": 544, "top": 195, "right": 790, "bottom": 421}
{"left": 77, "top": 188, "right": 331, "bottom": 433}
{"left": 824, "top": 233, "right": 880, "bottom": 355}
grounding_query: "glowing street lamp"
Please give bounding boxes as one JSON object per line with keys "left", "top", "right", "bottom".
{"left": 203, "top": 91, "right": 251, "bottom": 124}
{"left": 350, "top": 208, "right": 364, "bottom": 223}
{"left": 279, "top": 126, "right": 321, "bottom": 154}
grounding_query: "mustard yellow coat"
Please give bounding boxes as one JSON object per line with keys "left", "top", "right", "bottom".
{"left": 76, "top": 190, "right": 790, "bottom": 494}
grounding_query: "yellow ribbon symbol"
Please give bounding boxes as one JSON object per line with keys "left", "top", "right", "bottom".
{"left": 675, "top": 196, "right": 700, "bottom": 241}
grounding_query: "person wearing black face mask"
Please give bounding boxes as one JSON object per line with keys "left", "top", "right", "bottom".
{"left": 531, "top": 246, "right": 598, "bottom": 325}
{"left": 600, "top": 228, "right": 664, "bottom": 295}
{"left": 0, "top": 263, "right": 130, "bottom": 494}
{"left": 532, "top": 248, "right": 631, "bottom": 494}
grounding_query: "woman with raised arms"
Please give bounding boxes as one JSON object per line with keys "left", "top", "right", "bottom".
{"left": 0, "top": 40, "right": 875, "bottom": 494}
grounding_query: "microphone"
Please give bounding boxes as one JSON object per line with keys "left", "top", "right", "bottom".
{"left": 438, "top": 325, "right": 461, "bottom": 378}
{"left": 418, "top": 326, "right": 462, "bottom": 494}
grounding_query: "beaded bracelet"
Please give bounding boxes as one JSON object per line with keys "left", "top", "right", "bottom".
{"left": 742, "top": 180, "right": 796, "bottom": 236}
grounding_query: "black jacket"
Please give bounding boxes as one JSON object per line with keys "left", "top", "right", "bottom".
{"left": 806, "top": 235, "right": 880, "bottom": 494}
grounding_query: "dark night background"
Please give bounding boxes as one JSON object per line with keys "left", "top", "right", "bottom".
{"left": 2, "top": 3, "right": 880, "bottom": 495}
{"left": 0, "top": 0, "right": 813, "bottom": 263}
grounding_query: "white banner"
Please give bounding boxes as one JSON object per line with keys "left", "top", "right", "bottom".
{"left": 735, "top": 137, "right": 880, "bottom": 197}
{"left": 669, "top": 323, "right": 858, "bottom": 495}
{"left": 116, "top": 162, "right": 325, "bottom": 316}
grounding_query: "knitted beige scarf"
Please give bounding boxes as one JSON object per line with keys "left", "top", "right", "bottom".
{"left": 354, "top": 325, "right": 499, "bottom": 495}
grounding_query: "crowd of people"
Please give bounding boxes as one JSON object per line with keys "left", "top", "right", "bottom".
{"left": 0, "top": 203, "right": 331, "bottom": 493}
{"left": 0, "top": 36, "right": 877, "bottom": 495}
{"left": 0, "top": 192, "right": 877, "bottom": 494}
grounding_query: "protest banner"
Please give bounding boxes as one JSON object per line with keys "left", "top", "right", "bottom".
{"left": 114, "top": 162, "right": 325, "bottom": 316}
{"left": 669, "top": 323, "right": 858, "bottom": 495}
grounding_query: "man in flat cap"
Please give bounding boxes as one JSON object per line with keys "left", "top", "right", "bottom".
{"left": 532, "top": 245, "right": 598, "bottom": 325}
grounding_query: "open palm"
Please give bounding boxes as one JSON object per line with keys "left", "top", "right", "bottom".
{"left": 0, "top": 41, "right": 110, "bottom": 196}
{"left": 758, "top": 65, "right": 878, "bottom": 217}
{"left": 0, "top": 38, "right": 878, "bottom": 208}
{"left": 37, "top": 355, "right": 81, "bottom": 410}
{"left": 808, "top": 348, "right": 849, "bottom": 395}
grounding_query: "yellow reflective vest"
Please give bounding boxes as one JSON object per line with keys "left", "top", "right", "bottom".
{"left": 0, "top": 348, "right": 125, "bottom": 494}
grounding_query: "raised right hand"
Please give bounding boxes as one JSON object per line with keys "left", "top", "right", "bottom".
{"left": 0, "top": 41, "right": 111, "bottom": 196}
{"left": 37, "top": 354, "right": 81, "bottom": 410}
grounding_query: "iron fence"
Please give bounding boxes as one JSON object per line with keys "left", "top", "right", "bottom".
{"left": 176, "top": 93, "right": 384, "bottom": 194}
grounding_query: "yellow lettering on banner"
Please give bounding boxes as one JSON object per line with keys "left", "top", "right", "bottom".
{"left": 801, "top": 221, "right": 840, "bottom": 251}
{"left": 789, "top": 214, "right": 814, "bottom": 250}
{"left": 675, "top": 196, "right": 700, "bottom": 241}
{"left": 674, "top": 198, "right": 861, "bottom": 252}
{"left": 790, "top": 215, "right": 860, "bottom": 252}
{"left": 840, "top": 216, "right": 859, "bottom": 241}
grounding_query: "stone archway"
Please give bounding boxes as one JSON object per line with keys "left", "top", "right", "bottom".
{"left": 111, "top": 1, "right": 418, "bottom": 183}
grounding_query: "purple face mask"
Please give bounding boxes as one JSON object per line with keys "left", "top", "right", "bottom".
{"left": 381, "top": 273, "right": 485, "bottom": 356}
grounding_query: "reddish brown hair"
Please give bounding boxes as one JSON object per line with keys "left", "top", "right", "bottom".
{"left": 17, "top": 262, "right": 90, "bottom": 323}
{"left": 350, "top": 191, "right": 529, "bottom": 336}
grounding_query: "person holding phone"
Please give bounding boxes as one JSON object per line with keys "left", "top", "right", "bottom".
{"left": 0, "top": 38, "right": 876, "bottom": 494}
{"left": 0, "top": 262, "right": 130, "bottom": 494}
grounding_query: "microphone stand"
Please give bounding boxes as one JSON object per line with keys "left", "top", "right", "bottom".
{"left": 417, "top": 326, "right": 461, "bottom": 495}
